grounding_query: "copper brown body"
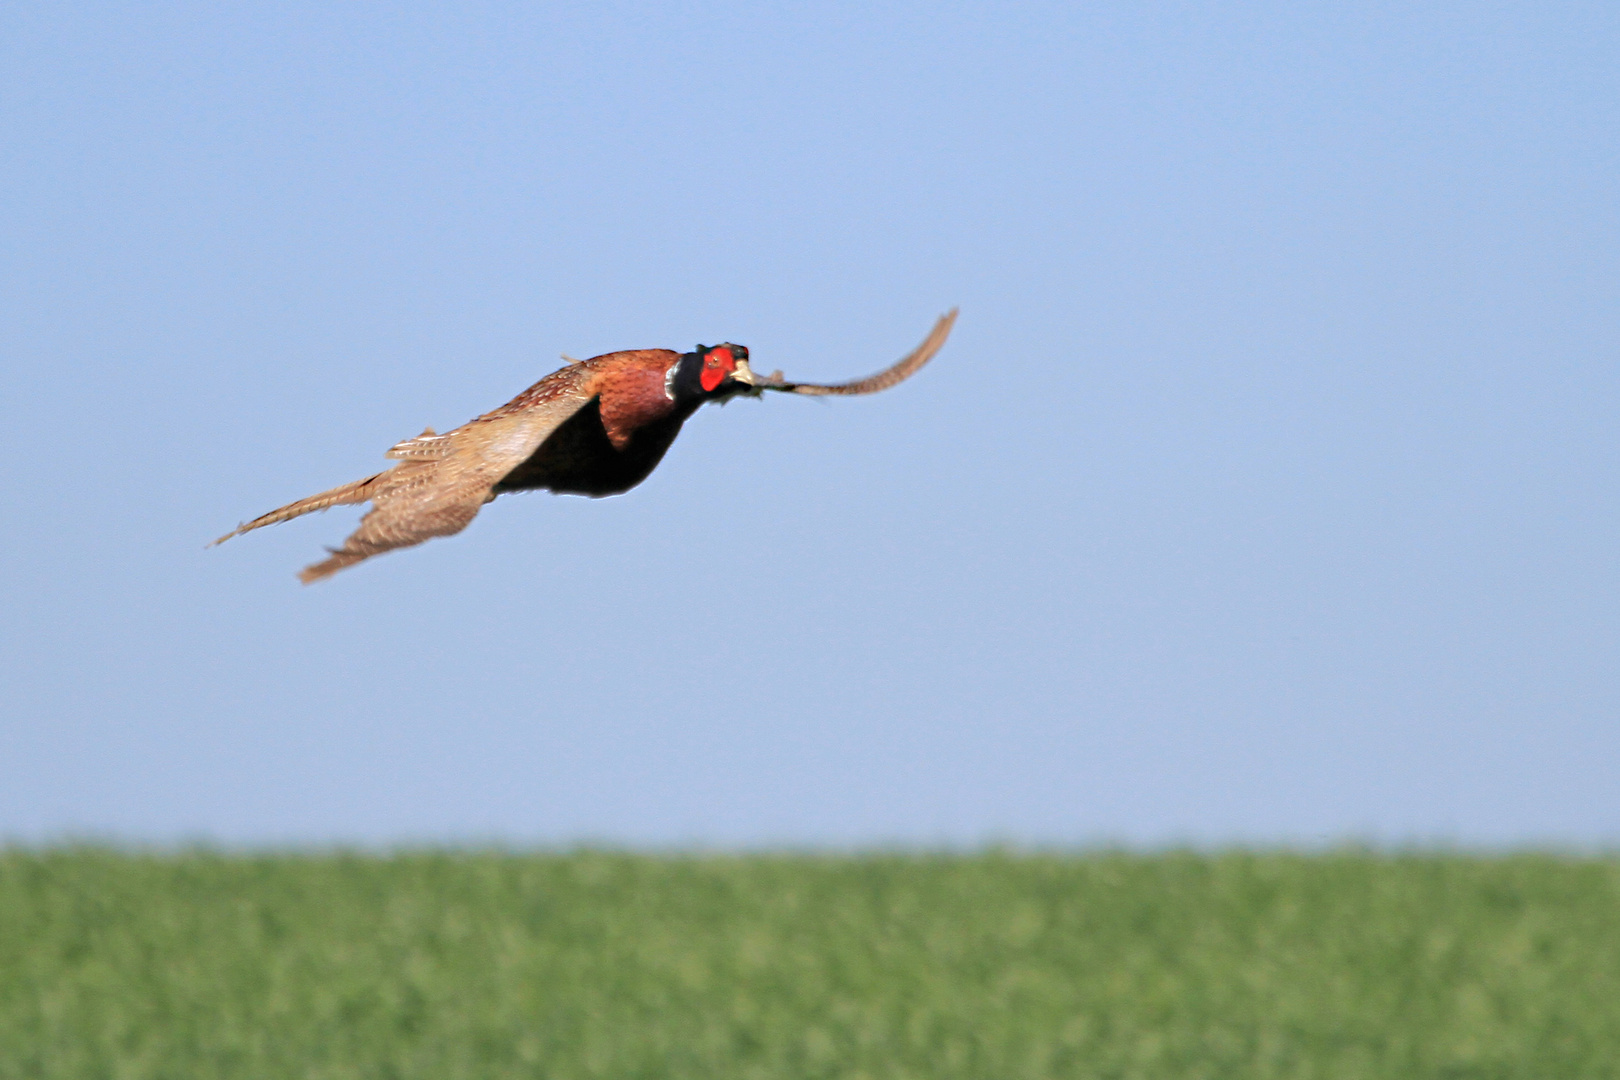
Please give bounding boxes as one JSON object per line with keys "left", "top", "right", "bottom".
{"left": 215, "top": 311, "right": 956, "bottom": 582}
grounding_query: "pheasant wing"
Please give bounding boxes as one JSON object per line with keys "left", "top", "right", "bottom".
{"left": 297, "top": 466, "right": 488, "bottom": 583}
{"left": 217, "top": 367, "right": 596, "bottom": 582}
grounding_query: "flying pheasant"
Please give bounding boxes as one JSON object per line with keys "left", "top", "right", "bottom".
{"left": 215, "top": 310, "right": 956, "bottom": 582}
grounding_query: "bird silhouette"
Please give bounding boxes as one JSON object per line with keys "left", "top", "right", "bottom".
{"left": 215, "top": 310, "right": 956, "bottom": 582}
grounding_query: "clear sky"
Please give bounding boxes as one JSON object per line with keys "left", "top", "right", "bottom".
{"left": 2, "top": 1, "right": 1615, "bottom": 847}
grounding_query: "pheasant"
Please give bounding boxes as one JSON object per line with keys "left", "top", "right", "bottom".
{"left": 215, "top": 310, "right": 956, "bottom": 582}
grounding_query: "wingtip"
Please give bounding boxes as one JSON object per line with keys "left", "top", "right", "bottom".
{"left": 298, "top": 546, "right": 353, "bottom": 584}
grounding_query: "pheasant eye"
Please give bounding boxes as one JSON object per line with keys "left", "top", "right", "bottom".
{"left": 700, "top": 346, "right": 734, "bottom": 391}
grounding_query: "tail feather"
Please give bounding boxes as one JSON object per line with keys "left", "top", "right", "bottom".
{"left": 211, "top": 471, "right": 388, "bottom": 547}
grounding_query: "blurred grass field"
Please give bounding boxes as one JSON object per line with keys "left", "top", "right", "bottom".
{"left": 1, "top": 850, "right": 1617, "bottom": 1078}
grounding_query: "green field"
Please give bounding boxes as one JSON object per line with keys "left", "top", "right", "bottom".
{"left": 2, "top": 850, "right": 1617, "bottom": 1078}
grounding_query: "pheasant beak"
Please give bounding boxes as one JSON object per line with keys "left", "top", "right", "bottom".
{"left": 730, "top": 357, "right": 760, "bottom": 386}
{"left": 729, "top": 357, "right": 770, "bottom": 397}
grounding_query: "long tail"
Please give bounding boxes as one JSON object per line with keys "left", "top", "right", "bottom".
{"left": 211, "top": 472, "right": 388, "bottom": 547}
{"left": 759, "top": 309, "right": 957, "bottom": 396}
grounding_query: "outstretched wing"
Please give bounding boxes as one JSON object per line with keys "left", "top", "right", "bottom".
{"left": 758, "top": 309, "right": 957, "bottom": 396}
{"left": 291, "top": 460, "right": 494, "bottom": 584}
{"left": 215, "top": 368, "right": 595, "bottom": 582}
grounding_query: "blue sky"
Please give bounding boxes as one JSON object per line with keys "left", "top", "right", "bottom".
{"left": 2, "top": 1, "right": 1616, "bottom": 846}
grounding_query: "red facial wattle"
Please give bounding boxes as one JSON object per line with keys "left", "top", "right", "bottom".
{"left": 700, "top": 346, "right": 734, "bottom": 392}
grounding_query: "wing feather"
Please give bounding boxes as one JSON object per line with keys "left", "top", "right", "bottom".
{"left": 217, "top": 368, "right": 595, "bottom": 581}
